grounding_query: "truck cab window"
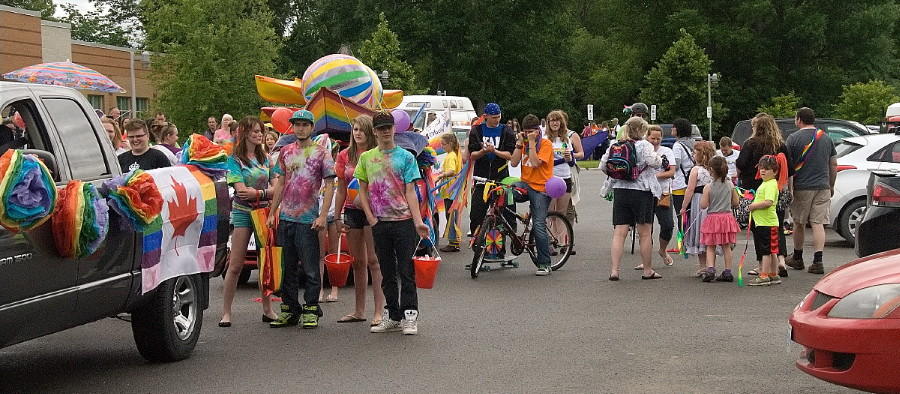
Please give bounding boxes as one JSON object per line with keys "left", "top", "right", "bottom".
{"left": 41, "top": 98, "right": 110, "bottom": 180}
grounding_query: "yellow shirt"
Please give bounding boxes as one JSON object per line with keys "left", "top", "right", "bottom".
{"left": 751, "top": 178, "right": 779, "bottom": 226}
{"left": 439, "top": 151, "right": 461, "bottom": 198}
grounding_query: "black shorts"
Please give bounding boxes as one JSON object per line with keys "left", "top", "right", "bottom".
{"left": 563, "top": 177, "right": 573, "bottom": 193}
{"left": 612, "top": 188, "right": 655, "bottom": 226}
{"left": 752, "top": 225, "right": 785, "bottom": 261}
{"left": 342, "top": 207, "right": 369, "bottom": 229}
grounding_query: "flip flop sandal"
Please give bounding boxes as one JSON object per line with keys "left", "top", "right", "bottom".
{"left": 370, "top": 318, "right": 382, "bottom": 327}
{"left": 326, "top": 295, "right": 339, "bottom": 302}
{"left": 641, "top": 271, "right": 663, "bottom": 280}
{"left": 337, "top": 314, "right": 366, "bottom": 323}
{"left": 747, "top": 269, "right": 759, "bottom": 276}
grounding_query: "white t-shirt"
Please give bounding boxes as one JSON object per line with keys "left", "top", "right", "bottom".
{"left": 551, "top": 137, "right": 572, "bottom": 179}
{"left": 672, "top": 139, "right": 695, "bottom": 191}
{"left": 655, "top": 145, "right": 676, "bottom": 192}
{"left": 715, "top": 149, "right": 740, "bottom": 179}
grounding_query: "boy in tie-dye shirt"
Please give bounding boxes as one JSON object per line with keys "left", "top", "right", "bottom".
{"left": 267, "top": 109, "right": 335, "bottom": 329}
{"left": 356, "top": 112, "right": 429, "bottom": 335}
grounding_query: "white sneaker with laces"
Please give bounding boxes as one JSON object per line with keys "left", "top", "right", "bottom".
{"left": 402, "top": 310, "right": 418, "bottom": 335}
{"left": 370, "top": 318, "right": 401, "bottom": 333}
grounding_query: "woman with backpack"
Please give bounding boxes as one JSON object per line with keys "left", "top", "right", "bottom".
{"left": 601, "top": 116, "right": 663, "bottom": 281}
{"left": 670, "top": 118, "right": 696, "bottom": 235}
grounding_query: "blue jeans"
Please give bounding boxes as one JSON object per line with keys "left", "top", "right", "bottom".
{"left": 371, "top": 219, "right": 419, "bottom": 321}
{"left": 278, "top": 220, "right": 320, "bottom": 311}
{"left": 526, "top": 184, "right": 552, "bottom": 267}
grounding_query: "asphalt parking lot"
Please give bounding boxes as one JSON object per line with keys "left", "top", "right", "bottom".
{"left": 0, "top": 169, "right": 858, "bottom": 393}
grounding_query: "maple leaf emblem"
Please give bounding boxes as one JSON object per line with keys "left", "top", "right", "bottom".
{"left": 167, "top": 176, "right": 199, "bottom": 255}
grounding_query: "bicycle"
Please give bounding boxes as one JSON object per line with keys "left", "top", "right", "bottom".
{"left": 469, "top": 176, "right": 574, "bottom": 278}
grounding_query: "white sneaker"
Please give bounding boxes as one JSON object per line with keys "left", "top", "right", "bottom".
{"left": 402, "top": 310, "right": 418, "bottom": 335}
{"left": 370, "top": 319, "right": 401, "bottom": 333}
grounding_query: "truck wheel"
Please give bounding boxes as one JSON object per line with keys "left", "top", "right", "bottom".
{"left": 237, "top": 267, "right": 252, "bottom": 286}
{"left": 838, "top": 199, "right": 867, "bottom": 244}
{"left": 131, "top": 275, "right": 203, "bottom": 362}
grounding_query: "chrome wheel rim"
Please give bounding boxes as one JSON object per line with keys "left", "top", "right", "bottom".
{"left": 172, "top": 276, "right": 197, "bottom": 340}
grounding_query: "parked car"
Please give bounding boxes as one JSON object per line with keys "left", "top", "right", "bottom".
{"left": 855, "top": 169, "right": 900, "bottom": 257}
{"left": 789, "top": 248, "right": 900, "bottom": 393}
{"left": 658, "top": 123, "right": 703, "bottom": 149}
{"left": 0, "top": 82, "right": 229, "bottom": 362}
{"left": 830, "top": 133, "right": 900, "bottom": 243}
{"left": 731, "top": 118, "right": 871, "bottom": 147}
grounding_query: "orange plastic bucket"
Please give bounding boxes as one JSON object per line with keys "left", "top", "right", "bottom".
{"left": 413, "top": 256, "right": 441, "bottom": 289}
{"left": 324, "top": 252, "right": 353, "bottom": 287}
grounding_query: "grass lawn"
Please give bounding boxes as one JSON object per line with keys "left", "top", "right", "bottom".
{"left": 578, "top": 160, "right": 599, "bottom": 169}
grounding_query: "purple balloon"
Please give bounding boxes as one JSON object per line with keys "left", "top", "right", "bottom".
{"left": 392, "top": 109, "right": 411, "bottom": 133}
{"left": 545, "top": 176, "right": 566, "bottom": 199}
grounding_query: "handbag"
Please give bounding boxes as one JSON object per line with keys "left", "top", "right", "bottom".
{"left": 249, "top": 206, "right": 283, "bottom": 297}
{"left": 777, "top": 188, "right": 793, "bottom": 213}
{"left": 657, "top": 193, "right": 671, "bottom": 208}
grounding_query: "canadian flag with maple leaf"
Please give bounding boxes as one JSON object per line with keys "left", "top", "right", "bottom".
{"left": 141, "top": 166, "right": 212, "bottom": 293}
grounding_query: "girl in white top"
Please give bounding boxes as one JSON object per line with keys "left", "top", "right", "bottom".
{"left": 545, "top": 110, "right": 584, "bottom": 246}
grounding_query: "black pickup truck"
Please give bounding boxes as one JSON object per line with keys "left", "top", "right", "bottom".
{"left": 0, "top": 82, "right": 229, "bottom": 362}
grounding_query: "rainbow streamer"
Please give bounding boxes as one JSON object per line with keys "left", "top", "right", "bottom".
{"left": 52, "top": 180, "right": 109, "bottom": 258}
{"left": 102, "top": 170, "right": 163, "bottom": 232}
{"left": 415, "top": 151, "right": 438, "bottom": 247}
{"left": 737, "top": 215, "right": 753, "bottom": 287}
{"left": 180, "top": 134, "right": 228, "bottom": 177}
{"left": 427, "top": 135, "right": 446, "bottom": 156}
{"left": 0, "top": 150, "right": 57, "bottom": 231}
{"left": 677, "top": 214, "right": 688, "bottom": 258}
{"left": 793, "top": 129, "right": 825, "bottom": 172}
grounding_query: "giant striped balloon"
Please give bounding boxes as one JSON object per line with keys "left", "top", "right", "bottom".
{"left": 302, "top": 54, "right": 382, "bottom": 109}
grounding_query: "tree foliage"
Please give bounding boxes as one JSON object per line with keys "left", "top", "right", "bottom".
{"left": 58, "top": 3, "right": 130, "bottom": 47}
{"left": 832, "top": 81, "right": 900, "bottom": 125}
{"left": 356, "top": 13, "right": 422, "bottom": 94}
{"left": 144, "top": 0, "right": 279, "bottom": 133}
{"left": 757, "top": 92, "right": 802, "bottom": 119}
{"left": 0, "top": 0, "right": 55, "bottom": 19}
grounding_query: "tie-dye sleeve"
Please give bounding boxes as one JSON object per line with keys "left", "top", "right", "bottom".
{"left": 226, "top": 156, "right": 244, "bottom": 185}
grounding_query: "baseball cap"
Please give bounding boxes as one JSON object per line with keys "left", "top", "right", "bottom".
{"left": 484, "top": 103, "right": 501, "bottom": 115}
{"left": 289, "top": 109, "right": 314, "bottom": 124}
{"left": 372, "top": 112, "right": 395, "bottom": 129}
{"left": 630, "top": 102, "right": 649, "bottom": 114}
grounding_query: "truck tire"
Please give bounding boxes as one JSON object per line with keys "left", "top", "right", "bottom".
{"left": 131, "top": 275, "right": 203, "bottom": 362}
{"left": 838, "top": 198, "right": 867, "bottom": 244}
{"left": 237, "top": 267, "right": 252, "bottom": 286}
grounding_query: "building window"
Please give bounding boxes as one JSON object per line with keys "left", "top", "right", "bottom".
{"left": 87, "top": 95, "right": 104, "bottom": 110}
{"left": 136, "top": 97, "right": 149, "bottom": 118}
{"left": 116, "top": 96, "right": 130, "bottom": 112}
{"left": 115, "top": 97, "right": 150, "bottom": 118}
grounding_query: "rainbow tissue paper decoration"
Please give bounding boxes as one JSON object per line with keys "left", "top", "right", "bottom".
{"left": 102, "top": 170, "right": 163, "bottom": 231}
{"left": 52, "top": 180, "right": 109, "bottom": 258}
{"left": 0, "top": 150, "right": 57, "bottom": 231}
{"left": 180, "top": 134, "right": 228, "bottom": 177}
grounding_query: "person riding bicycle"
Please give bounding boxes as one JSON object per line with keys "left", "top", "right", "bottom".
{"left": 468, "top": 103, "right": 517, "bottom": 248}
{"left": 510, "top": 114, "right": 555, "bottom": 276}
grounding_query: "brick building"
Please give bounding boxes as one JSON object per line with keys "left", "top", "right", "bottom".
{"left": 0, "top": 5, "right": 155, "bottom": 117}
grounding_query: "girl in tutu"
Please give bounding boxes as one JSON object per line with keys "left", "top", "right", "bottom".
{"left": 699, "top": 156, "right": 740, "bottom": 282}
{"left": 679, "top": 141, "right": 714, "bottom": 274}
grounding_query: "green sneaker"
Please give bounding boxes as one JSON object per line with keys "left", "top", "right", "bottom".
{"left": 748, "top": 276, "right": 771, "bottom": 287}
{"left": 769, "top": 275, "right": 782, "bottom": 285}
{"left": 301, "top": 305, "right": 320, "bottom": 329}
{"left": 269, "top": 304, "right": 300, "bottom": 328}
{"left": 535, "top": 265, "right": 551, "bottom": 276}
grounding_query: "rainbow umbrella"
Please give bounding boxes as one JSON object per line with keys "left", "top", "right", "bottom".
{"left": 3, "top": 61, "right": 125, "bottom": 93}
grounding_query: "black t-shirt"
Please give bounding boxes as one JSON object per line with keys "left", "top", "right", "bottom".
{"left": 467, "top": 123, "right": 516, "bottom": 180}
{"left": 0, "top": 127, "right": 14, "bottom": 146}
{"left": 118, "top": 148, "right": 172, "bottom": 172}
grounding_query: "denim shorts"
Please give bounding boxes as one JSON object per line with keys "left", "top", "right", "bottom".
{"left": 231, "top": 210, "right": 252, "bottom": 228}
{"left": 342, "top": 207, "right": 369, "bottom": 229}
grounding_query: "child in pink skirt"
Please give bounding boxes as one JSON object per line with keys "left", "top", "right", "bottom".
{"left": 699, "top": 156, "right": 740, "bottom": 282}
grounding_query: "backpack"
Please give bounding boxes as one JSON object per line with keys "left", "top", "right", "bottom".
{"left": 605, "top": 140, "right": 640, "bottom": 180}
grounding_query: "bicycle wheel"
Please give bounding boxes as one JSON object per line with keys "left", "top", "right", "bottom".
{"left": 528, "top": 212, "right": 574, "bottom": 270}
{"left": 470, "top": 215, "right": 495, "bottom": 278}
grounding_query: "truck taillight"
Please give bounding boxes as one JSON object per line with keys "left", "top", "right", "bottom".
{"left": 836, "top": 165, "right": 857, "bottom": 172}
{"left": 873, "top": 183, "right": 900, "bottom": 206}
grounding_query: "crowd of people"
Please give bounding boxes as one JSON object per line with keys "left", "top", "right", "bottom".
{"left": 99, "top": 100, "right": 836, "bottom": 334}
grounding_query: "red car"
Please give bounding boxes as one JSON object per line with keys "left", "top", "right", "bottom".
{"left": 789, "top": 248, "right": 900, "bottom": 393}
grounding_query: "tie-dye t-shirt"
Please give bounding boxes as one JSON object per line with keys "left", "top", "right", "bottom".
{"left": 274, "top": 142, "right": 336, "bottom": 224}
{"left": 226, "top": 155, "right": 273, "bottom": 212}
{"left": 354, "top": 146, "right": 421, "bottom": 221}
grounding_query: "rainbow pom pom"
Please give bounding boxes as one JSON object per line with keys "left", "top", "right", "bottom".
{"left": 0, "top": 150, "right": 57, "bottom": 231}
{"left": 52, "top": 180, "right": 109, "bottom": 258}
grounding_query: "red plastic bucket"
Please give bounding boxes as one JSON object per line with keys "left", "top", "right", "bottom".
{"left": 413, "top": 256, "right": 441, "bottom": 289}
{"left": 324, "top": 252, "right": 353, "bottom": 287}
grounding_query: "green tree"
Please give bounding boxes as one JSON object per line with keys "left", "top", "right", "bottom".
{"left": 639, "top": 29, "right": 726, "bottom": 135}
{"left": 58, "top": 3, "right": 131, "bottom": 47}
{"left": 757, "top": 92, "right": 802, "bottom": 118}
{"left": 144, "top": 0, "right": 279, "bottom": 133}
{"left": 833, "top": 80, "right": 900, "bottom": 125}
{"left": 356, "top": 13, "right": 422, "bottom": 93}
{"left": 0, "top": 0, "right": 55, "bottom": 19}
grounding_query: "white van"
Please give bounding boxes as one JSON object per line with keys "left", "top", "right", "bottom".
{"left": 400, "top": 95, "right": 478, "bottom": 137}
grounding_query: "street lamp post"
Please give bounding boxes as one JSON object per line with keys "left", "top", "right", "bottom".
{"left": 707, "top": 72, "right": 719, "bottom": 141}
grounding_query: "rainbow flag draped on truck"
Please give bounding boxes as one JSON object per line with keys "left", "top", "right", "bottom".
{"left": 140, "top": 165, "right": 218, "bottom": 293}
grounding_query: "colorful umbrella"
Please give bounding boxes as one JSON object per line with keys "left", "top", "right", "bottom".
{"left": 3, "top": 61, "right": 125, "bottom": 93}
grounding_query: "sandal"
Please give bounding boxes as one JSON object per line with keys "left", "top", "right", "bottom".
{"left": 609, "top": 270, "right": 620, "bottom": 281}
{"left": 326, "top": 294, "right": 338, "bottom": 302}
{"left": 641, "top": 271, "right": 663, "bottom": 280}
{"left": 370, "top": 317, "right": 382, "bottom": 327}
{"left": 747, "top": 269, "right": 759, "bottom": 276}
{"left": 633, "top": 264, "right": 644, "bottom": 270}
{"left": 662, "top": 255, "right": 674, "bottom": 266}
{"left": 439, "top": 244, "right": 460, "bottom": 252}
{"left": 337, "top": 314, "right": 366, "bottom": 323}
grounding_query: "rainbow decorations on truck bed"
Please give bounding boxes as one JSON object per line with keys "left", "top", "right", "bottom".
{"left": 139, "top": 165, "right": 218, "bottom": 293}
{"left": 102, "top": 169, "right": 164, "bottom": 232}
{"left": 180, "top": 134, "right": 228, "bottom": 177}
{"left": 52, "top": 180, "right": 109, "bottom": 258}
{"left": 0, "top": 150, "right": 57, "bottom": 231}
{"left": 305, "top": 87, "right": 375, "bottom": 142}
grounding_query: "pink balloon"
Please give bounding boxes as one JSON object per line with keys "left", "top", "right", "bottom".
{"left": 392, "top": 110, "right": 411, "bottom": 132}
{"left": 545, "top": 176, "right": 566, "bottom": 199}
